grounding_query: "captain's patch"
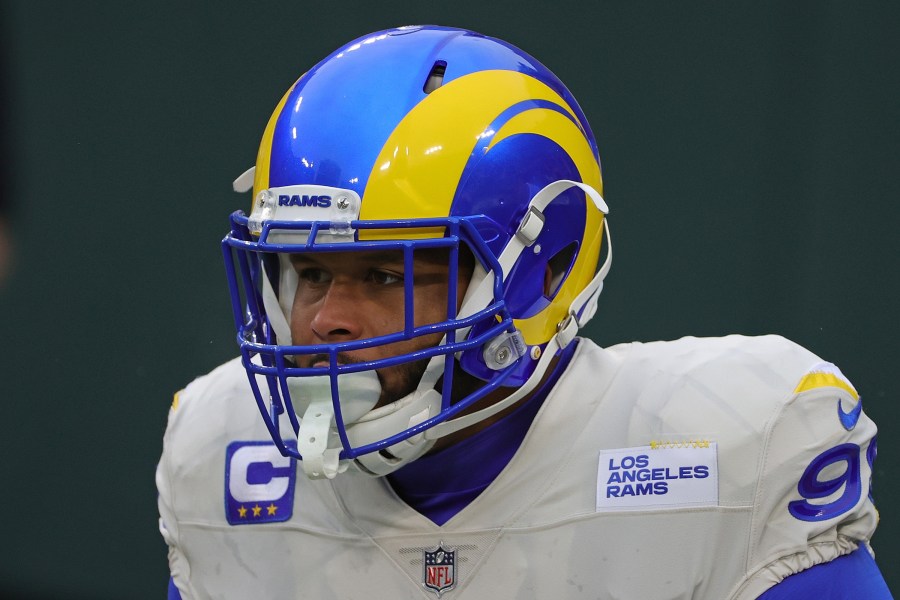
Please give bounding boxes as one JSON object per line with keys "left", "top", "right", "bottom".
{"left": 225, "top": 441, "right": 296, "bottom": 525}
{"left": 596, "top": 443, "right": 718, "bottom": 511}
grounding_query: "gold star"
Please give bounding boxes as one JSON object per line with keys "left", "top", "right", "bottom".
{"left": 237, "top": 506, "right": 248, "bottom": 518}
{"left": 252, "top": 504, "right": 262, "bottom": 517}
{"left": 267, "top": 503, "right": 278, "bottom": 516}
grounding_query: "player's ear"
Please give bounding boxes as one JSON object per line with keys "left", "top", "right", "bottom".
{"left": 544, "top": 243, "right": 576, "bottom": 297}
{"left": 544, "top": 264, "right": 553, "bottom": 297}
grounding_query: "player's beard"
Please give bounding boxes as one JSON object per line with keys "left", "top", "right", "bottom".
{"left": 375, "top": 356, "right": 431, "bottom": 408}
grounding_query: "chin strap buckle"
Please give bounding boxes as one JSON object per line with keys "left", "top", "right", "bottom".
{"left": 555, "top": 314, "right": 579, "bottom": 350}
{"left": 296, "top": 398, "right": 346, "bottom": 479}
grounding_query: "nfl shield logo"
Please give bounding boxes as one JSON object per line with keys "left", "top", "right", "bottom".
{"left": 423, "top": 542, "right": 456, "bottom": 596}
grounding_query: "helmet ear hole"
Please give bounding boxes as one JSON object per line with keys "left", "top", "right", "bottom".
{"left": 546, "top": 242, "right": 577, "bottom": 299}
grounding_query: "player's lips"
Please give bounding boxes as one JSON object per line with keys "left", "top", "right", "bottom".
{"left": 305, "top": 352, "right": 358, "bottom": 369}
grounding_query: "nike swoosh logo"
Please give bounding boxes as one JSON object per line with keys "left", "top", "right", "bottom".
{"left": 838, "top": 396, "right": 863, "bottom": 431}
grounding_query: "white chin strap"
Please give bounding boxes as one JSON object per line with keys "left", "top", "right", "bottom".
{"left": 347, "top": 357, "right": 445, "bottom": 476}
{"left": 291, "top": 356, "right": 446, "bottom": 479}
{"left": 292, "top": 371, "right": 381, "bottom": 479}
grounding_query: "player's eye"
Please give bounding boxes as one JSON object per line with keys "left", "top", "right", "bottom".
{"left": 296, "top": 267, "right": 332, "bottom": 285}
{"left": 369, "top": 270, "right": 403, "bottom": 285}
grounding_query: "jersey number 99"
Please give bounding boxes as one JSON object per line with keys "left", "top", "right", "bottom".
{"left": 788, "top": 440, "right": 876, "bottom": 522}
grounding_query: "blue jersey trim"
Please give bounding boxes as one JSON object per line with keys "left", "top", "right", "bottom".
{"left": 756, "top": 546, "right": 892, "bottom": 599}
{"left": 168, "top": 576, "right": 183, "bottom": 600}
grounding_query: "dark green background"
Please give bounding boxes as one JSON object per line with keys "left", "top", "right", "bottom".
{"left": 2, "top": 1, "right": 897, "bottom": 598}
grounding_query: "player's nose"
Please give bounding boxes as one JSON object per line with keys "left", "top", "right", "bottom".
{"left": 308, "top": 282, "right": 366, "bottom": 342}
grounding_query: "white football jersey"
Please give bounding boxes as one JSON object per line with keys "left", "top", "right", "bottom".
{"left": 157, "top": 335, "right": 879, "bottom": 599}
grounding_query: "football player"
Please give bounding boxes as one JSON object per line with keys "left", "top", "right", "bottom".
{"left": 157, "top": 26, "right": 892, "bottom": 599}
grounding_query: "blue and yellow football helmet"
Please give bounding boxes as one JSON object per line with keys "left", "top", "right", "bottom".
{"left": 223, "top": 25, "right": 611, "bottom": 478}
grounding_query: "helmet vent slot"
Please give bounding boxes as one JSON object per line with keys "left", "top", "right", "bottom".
{"left": 423, "top": 61, "right": 447, "bottom": 94}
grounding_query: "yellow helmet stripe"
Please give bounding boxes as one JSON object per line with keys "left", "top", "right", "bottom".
{"left": 486, "top": 107, "right": 602, "bottom": 193}
{"left": 360, "top": 70, "right": 585, "bottom": 225}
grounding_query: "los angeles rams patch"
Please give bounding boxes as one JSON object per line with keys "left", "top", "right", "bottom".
{"left": 596, "top": 442, "right": 718, "bottom": 511}
{"left": 225, "top": 441, "right": 296, "bottom": 525}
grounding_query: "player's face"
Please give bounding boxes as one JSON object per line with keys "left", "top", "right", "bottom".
{"left": 289, "top": 248, "right": 472, "bottom": 407}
